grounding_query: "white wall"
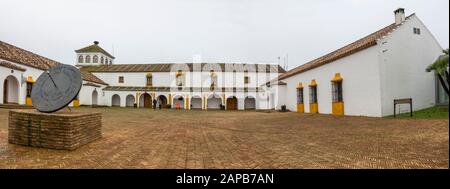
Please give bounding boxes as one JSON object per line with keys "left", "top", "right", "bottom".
{"left": 283, "top": 46, "right": 383, "bottom": 117}
{"left": 378, "top": 15, "right": 443, "bottom": 116}
{"left": 0, "top": 59, "right": 45, "bottom": 105}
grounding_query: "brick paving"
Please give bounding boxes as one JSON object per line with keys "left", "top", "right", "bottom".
{"left": 0, "top": 107, "right": 448, "bottom": 168}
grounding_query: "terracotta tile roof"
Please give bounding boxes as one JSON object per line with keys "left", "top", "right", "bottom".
{"left": 0, "top": 40, "right": 59, "bottom": 70}
{"left": 83, "top": 82, "right": 102, "bottom": 87}
{"left": 0, "top": 40, "right": 107, "bottom": 85}
{"left": 80, "top": 63, "right": 286, "bottom": 73}
{"left": 75, "top": 42, "right": 115, "bottom": 59}
{"left": 103, "top": 86, "right": 263, "bottom": 92}
{"left": 80, "top": 70, "right": 108, "bottom": 85}
{"left": 0, "top": 61, "right": 27, "bottom": 72}
{"left": 278, "top": 14, "right": 415, "bottom": 80}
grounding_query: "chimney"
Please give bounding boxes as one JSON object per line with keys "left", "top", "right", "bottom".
{"left": 394, "top": 8, "right": 405, "bottom": 25}
{"left": 94, "top": 41, "right": 99, "bottom": 45}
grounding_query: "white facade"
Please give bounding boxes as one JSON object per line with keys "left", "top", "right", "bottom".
{"left": 1, "top": 58, "right": 47, "bottom": 105}
{"left": 273, "top": 12, "right": 444, "bottom": 117}
{"left": 86, "top": 66, "right": 279, "bottom": 110}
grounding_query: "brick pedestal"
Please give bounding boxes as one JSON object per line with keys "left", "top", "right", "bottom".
{"left": 8, "top": 110, "right": 102, "bottom": 150}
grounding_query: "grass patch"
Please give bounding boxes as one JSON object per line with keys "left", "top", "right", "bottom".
{"left": 387, "top": 105, "right": 449, "bottom": 119}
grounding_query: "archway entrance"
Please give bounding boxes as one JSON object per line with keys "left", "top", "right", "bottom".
{"left": 139, "top": 93, "right": 152, "bottom": 108}
{"left": 244, "top": 96, "right": 256, "bottom": 110}
{"left": 157, "top": 95, "right": 168, "bottom": 108}
{"left": 226, "top": 96, "right": 238, "bottom": 110}
{"left": 207, "top": 94, "right": 222, "bottom": 110}
{"left": 92, "top": 90, "right": 98, "bottom": 106}
{"left": 191, "top": 96, "right": 202, "bottom": 109}
{"left": 173, "top": 96, "right": 185, "bottom": 109}
{"left": 126, "top": 95, "right": 135, "bottom": 107}
{"left": 3, "top": 75, "right": 19, "bottom": 104}
{"left": 112, "top": 94, "right": 121, "bottom": 107}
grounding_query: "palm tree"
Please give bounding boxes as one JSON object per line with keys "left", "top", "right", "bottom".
{"left": 426, "top": 49, "right": 449, "bottom": 96}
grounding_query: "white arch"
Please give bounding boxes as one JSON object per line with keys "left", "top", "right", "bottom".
{"left": 226, "top": 96, "right": 238, "bottom": 110}
{"left": 207, "top": 94, "right": 222, "bottom": 110}
{"left": 244, "top": 96, "right": 256, "bottom": 110}
{"left": 139, "top": 93, "right": 152, "bottom": 108}
{"left": 111, "top": 94, "right": 121, "bottom": 107}
{"left": 3, "top": 75, "right": 19, "bottom": 104}
{"left": 191, "top": 95, "right": 202, "bottom": 109}
{"left": 173, "top": 95, "right": 185, "bottom": 109}
{"left": 126, "top": 94, "right": 135, "bottom": 107}
{"left": 92, "top": 90, "right": 98, "bottom": 106}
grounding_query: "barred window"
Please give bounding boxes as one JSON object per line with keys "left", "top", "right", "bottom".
{"left": 309, "top": 86, "right": 317, "bottom": 103}
{"left": 244, "top": 76, "right": 250, "bottom": 84}
{"left": 26, "top": 82, "right": 33, "bottom": 97}
{"left": 78, "top": 55, "right": 84, "bottom": 63}
{"left": 176, "top": 72, "right": 184, "bottom": 86}
{"left": 118, "top": 76, "right": 124, "bottom": 83}
{"left": 146, "top": 74, "right": 153, "bottom": 86}
{"left": 101, "top": 56, "right": 104, "bottom": 64}
{"left": 85, "top": 55, "right": 91, "bottom": 63}
{"left": 93, "top": 55, "right": 98, "bottom": 63}
{"left": 332, "top": 81, "right": 343, "bottom": 102}
{"left": 297, "top": 88, "right": 303, "bottom": 104}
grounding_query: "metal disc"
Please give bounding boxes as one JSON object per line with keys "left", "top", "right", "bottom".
{"left": 31, "top": 64, "right": 82, "bottom": 113}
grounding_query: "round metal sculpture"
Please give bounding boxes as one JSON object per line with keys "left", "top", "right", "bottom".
{"left": 31, "top": 64, "right": 82, "bottom": 113}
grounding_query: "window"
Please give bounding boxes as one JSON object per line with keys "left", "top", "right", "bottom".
{"left": 297, "top": 88, "right": 304, "bottom": 104}
{"left": 85, "top": 55, "right": 91, "bottom": 63}
{"left": 332, "top": 81, "right": 343, "bottom": 102}
{"left": 93, "top": 55, "right": 98, "bottom": 63}
{"left": 244, "top": 76, "right": 250, "bottom": 84}
{"left": 146, "top": 73, "right": 153, "bottom": 86}
{"left": 413, "top": 27, "right": 421, "bottom": 35}
{"left": 101, "top": 57, "right": 104, "bottom": 64}
{"left": 309, "top": 86, "right": 317, "bottom": 103}
{"left": 176, "top": 71, "right": 184, "bottom": 86}
{"left": 109, "top": 60, "right": 112, "bottom": 64}
{"left": 118, "top": 76, "right": 124, "bottom": 83}
{"left": 78, "top": 55, "right": 83, "bottom": 63}
{"left": 26, "top": 82, "right": 33, "bottom": 97}
{"left": 210, "top": 72, "right": 217, "bottom": 89}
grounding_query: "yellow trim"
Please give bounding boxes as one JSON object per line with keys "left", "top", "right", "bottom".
{"left": 203, "top": 95, "right": 206, "bottom": 110}
{"left": 26, "top": 76, "right": 35, "bottom": 83}
{"left": 297, "top": 103, "right": 304, "bottom": 113}
{"left": 309, "top": 79, "right": 317, "bottom": 87}
{"left": 309, "top": 103, "right": 318, "bottom": 113}
{"left": 296, "top": 82, "right": 303, "bottom": 89}
{"left": 168, "top": 94, "right": 172, "bottom": 105}
{"left": 185, "top": 95, "right": 189, "bottom": 110}
{"left": 26, "top": 97, "right": 33, "bottom": 106}
{"left": 73, "top": 99, "right": 80, "bottom": 107}
{"left": 331, "top": 73, "right": 343, "bottom": 82}
{"left": 332, "top": 102, "right": 344, "bottom": 116}
{"left": 176, "top": 71, "right": 184, "bottom": 77}
{"left": 136, "top": 92, "right": 141, "bottom": 108}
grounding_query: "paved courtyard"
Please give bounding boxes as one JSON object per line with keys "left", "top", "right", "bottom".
{"left": 0, "top": 107, "right": 448, "bottom": 169}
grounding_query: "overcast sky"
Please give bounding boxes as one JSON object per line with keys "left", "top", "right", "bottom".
{"left": 0, "top": 0, "right": 448, "bottom": 70}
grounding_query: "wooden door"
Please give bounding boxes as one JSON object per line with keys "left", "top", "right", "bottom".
{"left": 226, "top": 97, "right": 237, "bottom": 110}
{"left": 144, "top": 94, "right": 152, "bottom": 108}
{"left": 3, "top": 80, "right": 8, "bottom": 104}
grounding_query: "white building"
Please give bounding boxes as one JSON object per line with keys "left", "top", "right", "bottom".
{"left": 1, "top": 8, "right": 446, "bottom": 115}
{"left": 268, "top": 8, "right": 446, "bottom": 117}
{"left": 1, "top": 40, "right": 285, "bottom": 110}
{"left": 0, "top": 40, "right": 106, "bottom": 107}
{"left": 74, "top": 42, "right": 284, "bottom": 110}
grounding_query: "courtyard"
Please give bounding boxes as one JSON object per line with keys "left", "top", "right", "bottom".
{"left": 0, "top": 107, "right": 448, "bottom": 169}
